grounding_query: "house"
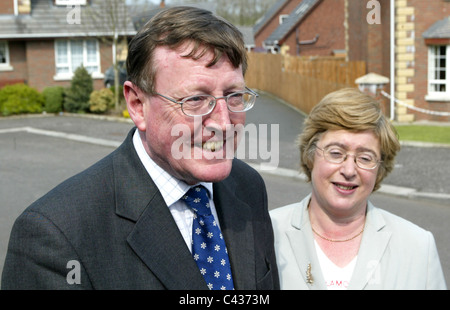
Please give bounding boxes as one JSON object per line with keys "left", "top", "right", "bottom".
{"left": 348, "top": 0, "right": 450, "bottom": 122}
{"left": 253, "top": 0, "right": 345, "bottom": 56}
{"left": 254, "top": 0, "right": 450, "bottom": 122}
{"left": 0, "top": 0, "right": 136, "bottom": 91}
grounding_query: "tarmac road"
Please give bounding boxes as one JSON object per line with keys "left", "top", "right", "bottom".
{"left": 0, "top": 91, "right": 449, "bottom": 287}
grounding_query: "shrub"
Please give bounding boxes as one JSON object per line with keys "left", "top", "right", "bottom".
{"left": 0, "top": 83, "right": 44, "bottom": 116}
{"left": 64, "top": 66, "right": 93, "bottom": 113}
{"left": 108, "top": 85, "right": 125, "bottom": 107}
{"left": 89, "top": 88, "right": 114, "bottom": 113}
{"left": 42, "top": 86, "right": 64, "bottom": 113}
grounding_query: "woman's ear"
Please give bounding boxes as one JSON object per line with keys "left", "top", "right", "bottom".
{"left": 123, "top": 81, "right": 146, "bottom": 131}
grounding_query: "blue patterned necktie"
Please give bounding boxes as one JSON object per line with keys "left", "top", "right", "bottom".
{"left": 182, "top": 185, "right": 234, "bottom": 290}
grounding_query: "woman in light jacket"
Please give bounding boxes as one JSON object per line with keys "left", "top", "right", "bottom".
{"left": 270, "top": 88, "right": 446, "bottom": 290}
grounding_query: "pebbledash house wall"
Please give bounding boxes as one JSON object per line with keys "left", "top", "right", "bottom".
{"left": 0, "top": 39, "right": 113, "bottom": 92}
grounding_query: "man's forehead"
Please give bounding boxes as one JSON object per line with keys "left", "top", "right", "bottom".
{"left": 153, "top": 43, "right": 238, "bottom": 73}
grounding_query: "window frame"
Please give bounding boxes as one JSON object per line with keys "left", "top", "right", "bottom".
{"left": 0, "top": 41, "right": 13, "bottom": 71}
{"left": 426, "top": 45, "right": 450, "bottom": 101}
{"left": 54, "top": 39, "right": 103, "bottom": 81}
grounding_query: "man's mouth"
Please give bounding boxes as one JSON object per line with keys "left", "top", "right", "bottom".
{"left": 201, "top": 140, "right": 224, "bottom": 152}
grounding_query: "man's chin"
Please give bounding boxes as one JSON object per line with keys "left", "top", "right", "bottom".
{"left": 186, "top": 158, "right": 233, "bottom": 185}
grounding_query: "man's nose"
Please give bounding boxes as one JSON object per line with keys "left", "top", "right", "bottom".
{"left": 206, "top": 98, "right": 232, "bottom": 129}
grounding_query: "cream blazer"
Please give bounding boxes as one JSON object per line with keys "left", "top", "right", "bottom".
{"left": 270, "top": 195, "right": 447, "bottom": 290}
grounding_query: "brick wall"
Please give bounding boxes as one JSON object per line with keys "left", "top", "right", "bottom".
{"left": 0, "top": 0, "right": 14, "bottom": 15}
{"left": 21, "top": 39, "right": 113, "bottom": 92}
{"left": 254, "top": 0, "right": 303, "bottom": 51}
{"left": 409, "top": 0, "right": 450, "bottom": 122}
{"left": 0, "top": 41, "right": 28, "bottom": 86}
{"left": 283, "top": 0, "right": 345, "bottom": 56}
{"left": 349, "top": 0, "right": 450, "bottom": 122}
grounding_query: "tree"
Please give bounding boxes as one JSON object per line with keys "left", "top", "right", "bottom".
{"left": 64, "top": 66, "right": 94, "bottom": 113}
{"left": 170, "top": 0, "right": 278, "bottom": 26}
{"left": 83, "top": 0, "right": 135, "bottom": 110}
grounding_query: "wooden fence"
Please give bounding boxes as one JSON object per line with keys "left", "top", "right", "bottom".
{"left": 245, "top": 53, "right": 366, "bottom": 114}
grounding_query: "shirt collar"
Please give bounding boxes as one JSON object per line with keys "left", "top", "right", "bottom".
{"left": 132, "top": 129, "right": 213, "bottom": 206}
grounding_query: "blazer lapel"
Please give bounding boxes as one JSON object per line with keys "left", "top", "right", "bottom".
{"left": 286, "top": 198, "right": 327, "bottom": 290}
{"left": 213, "top": 178, "right": 255, "bottom": 290}
{"left": 113, "top": 129, "right": 207, "bottom": 289}
{"left": 348, "top": 202, "right": 392, "bottom": 290}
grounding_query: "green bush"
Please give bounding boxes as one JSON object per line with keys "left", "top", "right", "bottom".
{"left": 108, "top": 85, "right": 125, "bottom": 107}
{"left": 0, "top": 83, "right": 44, "bottom": 116}
{"left": 64, "top": 66, "right": 93, "bottom": 113}
{"left": 42, "top": 86, "right": 64, "bottom": 113}
{"left": 89, "top": 88, "right": 114, "bottom": 113}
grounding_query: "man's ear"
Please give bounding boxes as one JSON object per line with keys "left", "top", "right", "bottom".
{"left": 123, "top": 81, "right": 146, "bottom": 131}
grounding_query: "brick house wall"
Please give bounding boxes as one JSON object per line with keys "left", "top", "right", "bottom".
{"left": 0, "top": 38, "right": 113, "bottom": 91}
{"left": 283, "top": 0, "right": 345, "bottom": 56}
{"left": 0, "top": 41, "right": 28, "bottom": 87}
{"left": 0, "top": 1, "right": 14, "bottom": 15}
{"left": 348, "top": 0, "right": 392, "bottom": 115}
{"left": 409, "top": 0, "right": 450, "bottom": 122}
{"left": 21, "top": 39, "right": 113, "bottom": 92}
{"left": 349, "top": 0, "right": 450, "bottom": 122}
{"left": 255, "top": 0, "right": 345, "bottom": 56}
{"left": 254, "top": 0, "right": 303, "bottom": 51}
{"left": 0, "top": 0, "right": 134, "bottom": 93}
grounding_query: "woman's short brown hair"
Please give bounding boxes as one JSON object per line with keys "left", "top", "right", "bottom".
{"left": 126, "top": 6, "right": 247, "bottom": 95}
{"left": 298, "top": 88, "right": 400, "bottom": 192}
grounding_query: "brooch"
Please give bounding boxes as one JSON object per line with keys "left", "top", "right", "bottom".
{"left": 306, "top": 263, "right": 314, "bottom": 285}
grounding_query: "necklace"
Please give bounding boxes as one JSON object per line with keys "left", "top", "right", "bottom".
{"left": 311, "top": 225, "right": 364, "bottom": 242}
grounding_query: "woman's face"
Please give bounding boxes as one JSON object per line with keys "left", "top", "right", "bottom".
{"left": 310, "top": 129, "right": 381, "bottom": 218}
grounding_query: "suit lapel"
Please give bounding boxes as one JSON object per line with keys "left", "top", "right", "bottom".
{"left": 286, "top": 198, "right": 327, "bottom": 290}
{"left": 126, "top": 192, "right": 207, "bottom": 290}
{"left": 348, "top": 203, "right": 391, "bottom": 289}
{"left": 213, "top": 178, "right": 255, "bottom": 290}
{"left": 112, "top": 129, "right": 207, "bottom": 289}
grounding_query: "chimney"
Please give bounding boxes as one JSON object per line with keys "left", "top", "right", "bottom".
{"left": 160, "top": 0, "right": 165, "bottom": 8}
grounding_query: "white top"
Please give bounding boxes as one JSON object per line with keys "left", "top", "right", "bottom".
{"left": 132, "top": 129, "right": 220, "bottom": 252}
{"left": 314, "top": 240, "right": 357, "bottom": 290}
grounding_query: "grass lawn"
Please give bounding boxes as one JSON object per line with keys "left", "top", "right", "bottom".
{"left": 394, "top": 125, "right": 450, "bottom": 145}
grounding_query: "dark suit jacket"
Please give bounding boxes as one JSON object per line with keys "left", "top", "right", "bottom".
{"left": 1, "top": 129, "right": 279, "bottom": 290}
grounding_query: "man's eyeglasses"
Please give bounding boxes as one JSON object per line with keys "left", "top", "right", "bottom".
{"left": 155, "top": 87, "right": 258, "bottom": 117}
{"left": 315, "top": 145, "right": 382, "bottom": 170}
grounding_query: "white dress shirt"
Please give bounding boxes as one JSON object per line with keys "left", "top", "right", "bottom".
{"left": 132, "top": 129, "right": 220, "bottom": 252}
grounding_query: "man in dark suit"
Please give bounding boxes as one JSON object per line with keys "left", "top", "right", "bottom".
{"left": 2, "top": 7, "right": 279, "bottom": 290}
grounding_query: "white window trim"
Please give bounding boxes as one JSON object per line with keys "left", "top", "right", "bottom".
{"left": 426, "top": 45, "right": 450, "bottom": 102}
{"left": 0, "top": 41, "right": 14, "bottom": 72}
{"left": 53, "top": 39, "right": 104, "bottom": 81}
{"left": 279, "top": 14, "right": 289, "bottom": 25}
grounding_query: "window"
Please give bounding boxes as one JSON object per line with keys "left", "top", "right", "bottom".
{"left": 427, "top": 45, "right": 450, "bottom": 101}
{"left": 279, "top": 14, "right": 289, "bottom": 24}
{"left": 0, "top": 41, "right": 13, "bottom": 71}
{"left": 54, "top": 39, "right": 102, "bottom": 80}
